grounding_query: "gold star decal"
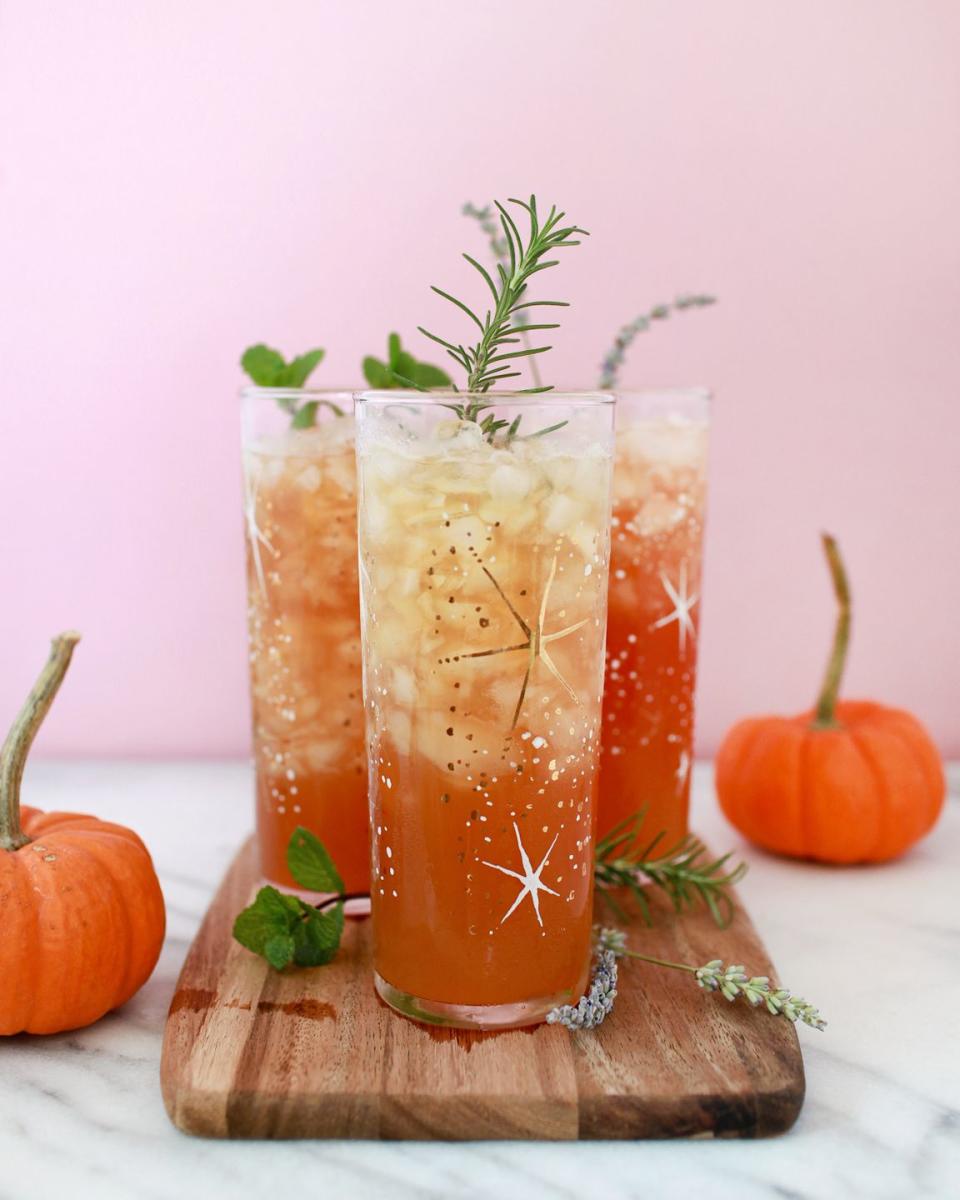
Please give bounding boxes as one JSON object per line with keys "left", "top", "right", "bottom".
{"left": 461, "top": 555, "right": 587, "bottom": 730}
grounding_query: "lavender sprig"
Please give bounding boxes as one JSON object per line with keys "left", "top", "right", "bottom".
{"left": 546, "top": 948, "right": 619, "bottom": 1030}
{"left": 547, "top": 927, "right": 825, "bottom": 1033}
{"left": 462, "top": 202, "right": 511, "bottom": 270}
{"left": 598, "top": 294, "right": 716, "bottom": 389}
{"left": 695, "top": 960, "right": 827, "bottom": 1030}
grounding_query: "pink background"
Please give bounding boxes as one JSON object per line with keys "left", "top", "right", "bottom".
{"left": 1, "top": 1, "right": 958, "bottom": 759}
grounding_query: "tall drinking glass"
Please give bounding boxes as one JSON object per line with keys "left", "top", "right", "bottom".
{"left": 598, "top": 389, "right": 710, "bottom": 848}
{"left": 241, "top": 388, "right": 369, "bottom": 892}
{"left": 356, "top": 391, "right": 615, "bottom": 1029}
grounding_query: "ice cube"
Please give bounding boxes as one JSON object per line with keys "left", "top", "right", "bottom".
{"left": 489, "top": 463, "right": 534, "bottom": 502}
{"left": 325, "top": 452, "right": 357, "bottom": 495}
{"left": 387, "top": 711, "right": 412, "bottom": 756}
{"left": 543, "top": 456, "right": 576, "bottom": 491}
{"left": 296, "top": 464, "right": 323, "bottom": 492}
{"left": 391, "top": 665, "right": 417, "bottom": 705}
{"left": 636, "top": 494, "right": 686, "bottom": 536}
{"left": 544, "top": 492, "right": 583, "bottom": 534}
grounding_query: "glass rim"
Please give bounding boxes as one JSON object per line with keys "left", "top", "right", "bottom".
{"left": 356, "top": 388, "right": 615, "bottom": 408}
{"left": 240, "top": 386, "right": 355, "bottom": 401}
{"left": 615, "top": 386, "right": 711, "bottom": 402}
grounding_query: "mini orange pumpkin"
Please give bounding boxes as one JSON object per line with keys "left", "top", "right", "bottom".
{"left": 716, "top": 535, "right": 944, "bottom": 864}
{"left": 0, "top": 633, "right": 166, "bottom": 1035}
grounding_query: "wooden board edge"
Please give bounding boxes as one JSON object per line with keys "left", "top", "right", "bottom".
{"left": 577, "top": 1070, "right": 805, "bottom": 1140}
{"left": 159, "top": 837, "right": 260, "bottom": 1136}
{"left": 379, "top": 1093, "right": 579, "bottom": 1142}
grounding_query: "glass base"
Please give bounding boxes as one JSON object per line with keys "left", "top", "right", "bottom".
{"left": 374, "top": 970, "right": 583, "bottom": 1031}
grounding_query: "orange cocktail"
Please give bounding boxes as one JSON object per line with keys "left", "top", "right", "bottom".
{"left": 599, "top": 390, "right": 710, "bottom": 849}
{"left": 357, "top": 391, "right": 614, "bottom": 1029}
{"left": 241, "top": 389, "right": 368, "bottom": 891}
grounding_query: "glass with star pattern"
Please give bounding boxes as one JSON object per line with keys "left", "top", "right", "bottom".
{"left": 598, "top": 389, "right": 711, "bottom": 850}
{"left": 356, "top": 390, "right": 615, "bottom": 1029}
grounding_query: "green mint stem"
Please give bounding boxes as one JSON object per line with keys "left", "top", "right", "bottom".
{"left": 314, "top": 891, "right": 369, "bottom": 912}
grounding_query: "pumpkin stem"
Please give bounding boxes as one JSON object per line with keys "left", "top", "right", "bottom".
{"left": 812, "top": 534, "right": 851, "bottom": 729}
{"left": 0, "top": 632, "right": 81, "bottom": 852}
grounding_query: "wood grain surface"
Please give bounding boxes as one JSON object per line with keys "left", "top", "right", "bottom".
{"left": 160, "top": 836, "right": 804, "bottom": 1140}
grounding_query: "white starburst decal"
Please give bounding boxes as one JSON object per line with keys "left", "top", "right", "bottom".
{"left": 481, "top": 822, "right": 560, "bottom": 928}
{"left": 243, "top": 467, "right": 276, "bottom": 600}
{"left": 651, "top": 561, "right": 698, "bottom": 655}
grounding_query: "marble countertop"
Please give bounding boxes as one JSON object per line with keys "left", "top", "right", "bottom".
{"left": 2, "top": 761, "right": 958, "bottom": 1200}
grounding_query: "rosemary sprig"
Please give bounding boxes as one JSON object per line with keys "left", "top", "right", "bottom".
{"left": 420, "top": 193, "right": 586, "bottom": 397}
{"left": 594, "top": 810, "right": 747, "bottom": 928}
{"left": 463, "top": 201, "right": 540, "bottom": 388}
{"left": 548, "top": 928, "right": 825, "bottom": 1032}
{"left": 598, "top": 294, "right": 716, "bottom": 389}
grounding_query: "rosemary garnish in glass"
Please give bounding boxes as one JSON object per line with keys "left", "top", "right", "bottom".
{"left": 463, "top": 200, "right": 542, "bottom": 389}
{"left": 418, "top": 193, "right": 587, "bottom": 442}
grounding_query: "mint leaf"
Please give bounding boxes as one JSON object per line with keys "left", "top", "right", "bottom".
{"left": 362, "top": 334, "right": 452, "bottom": 391}
{"left": 292, "top": 901, "right": 344, "bottom": 967}
{"left": 287, "top": 826, "right": 344, "bottom": 893}
{"left": 264, "top": 932, "right": 296, "bottom": 970}
{"left": 233, "top": 831, "right": 354, "bottom": 972}
{"left": 410, "top": 361, "right": 452, "bottom": 389}
{"left": 362, "top": 356, "right": 392, "bottom": 388}
{"left": 279, "top": 348, "right": 325, "bottom": 389}
{"left": 233, "top": 886, "right": 299, "bottom": 962}
{"left": 392, "top": 347, "right": 418, "bottom": 380}
{"left": 241, "top": 344, "right": 286, "bottom": 386}
{"left": 291, "top": 400, "right": 319, "bottom": 429}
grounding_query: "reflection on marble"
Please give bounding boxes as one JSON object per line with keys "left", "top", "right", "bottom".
{"left": 1, "top": 761, "right": 958, "bottom": 1200}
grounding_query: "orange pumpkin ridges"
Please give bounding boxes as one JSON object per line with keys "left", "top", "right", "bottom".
{"left": 716, "top": 534, "right": 945, "bottom": 865}
{"left": 0, "top": 633, "right": 166, "bottom": 1036}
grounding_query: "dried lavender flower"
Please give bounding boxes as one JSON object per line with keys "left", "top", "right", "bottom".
{"left": 694, "top": 959, "right": 826, "bottom": 1030}
{"left": 547, "top": 928, "right": 825, "bottom": 1035}
{"left": 594, "top": 925, "right": 628, "bottom": 956}
{"left": 462, "top": 202, "right": 510, "bottom": 266}
{"left": 598, "top": 293, "right": 716, "bottom": 389}
{"left": 546, "top": 949, "right": 619, "bottom": 1031}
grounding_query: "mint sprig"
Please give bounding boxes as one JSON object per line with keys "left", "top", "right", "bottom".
{"left": 362, "top": 332, "right": 452, "bottom": 390}
{"left": 232, "top": 826, "right": 358, "bottom": 970}
{"left": 240, "top": 343, "right": 344, "bottom": 427}
{"left": 287, "top": 826, "right": 343, "bottom": 893}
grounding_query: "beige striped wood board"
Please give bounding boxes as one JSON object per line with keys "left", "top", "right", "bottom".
{"left": 160, "top": 836, "right": 804, "bottom": 1140}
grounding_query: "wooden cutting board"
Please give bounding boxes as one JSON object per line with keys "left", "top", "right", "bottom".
{"left": 161, "top": 836, "right": 804, "bottom": 1140}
